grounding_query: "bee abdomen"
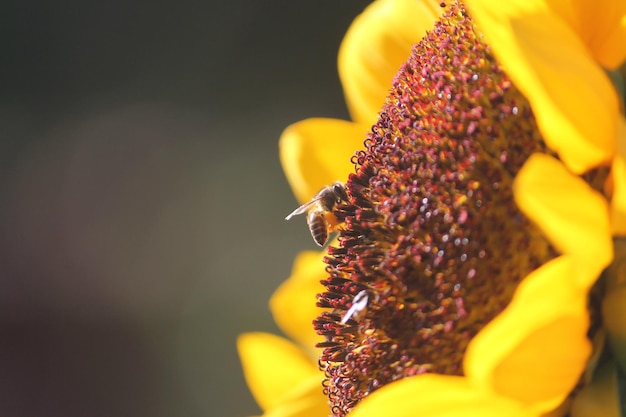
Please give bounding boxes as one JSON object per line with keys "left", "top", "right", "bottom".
{"left": 307, "top": 210, "right": 329, "bottom": 247}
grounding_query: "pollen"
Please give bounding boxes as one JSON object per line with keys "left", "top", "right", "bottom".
{"left": 314, "top": 2, "right": 562, "bottom": 416}
{"left": 324, "top": 211, "right": 342, "bottom": 230}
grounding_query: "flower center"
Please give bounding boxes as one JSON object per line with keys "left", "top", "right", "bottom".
{"left": 314, "top": 3, "right": 562, "bottom": 416}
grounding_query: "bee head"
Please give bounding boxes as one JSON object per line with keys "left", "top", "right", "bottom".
{"left": 319, "top": 182, "right": 348, "bottom": 211}
{"left": 332, "top": 182, "right": 349, "bottom": 204}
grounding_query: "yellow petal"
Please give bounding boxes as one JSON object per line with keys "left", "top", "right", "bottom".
{"left": 279, "top": 118, "right": 367, "bottom": 204}
{"left": 237, "top": 332, "right": 319, "bottom": 411}
{"left": 612, "top": 156, "right": 626, "bottom": 235}
{"left": 465, "top": 257, "right": 591, "bottom": 406}
{"left": 541, "top": 0, "right": 626, "bottom": 69}
{"left": 572, "top": 0, "right": 626, "bottom": 69}
{"left": 466, "top": 0, "right": 619, "bottom": 173}
{"left": 262, "top": 375, "right": 329, "bottom": 417}
{"left": 513, "top": 153, "right": 613, "bottom": 288}
{"left": 611, "top": 118, "right": 626, "bottom": 235}
{"left": 270, "top": 250, "right": 327, "bottom": 351}
{"left": 349, "top": 374, "right": 543, "bottom": 417}
{"left": 338, "top": 0, "right": 442, "bottom": 124}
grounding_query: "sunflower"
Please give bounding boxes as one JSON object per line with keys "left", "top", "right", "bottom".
{"left": 239, "top": 2, "right": 443, "bottom": 416}
{"left": 239, "top": 0, "right": 626, "bottom": 416}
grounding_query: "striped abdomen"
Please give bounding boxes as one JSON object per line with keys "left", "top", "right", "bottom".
{"left": 307, "top": 210, "right": 329, "bottom": 247}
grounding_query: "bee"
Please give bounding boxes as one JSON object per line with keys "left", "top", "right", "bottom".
{"left": 340, "top": 290, "right": 369, "bottom": 324}
{"left": 285, "top": 181, "right": 349, "bottom": 246}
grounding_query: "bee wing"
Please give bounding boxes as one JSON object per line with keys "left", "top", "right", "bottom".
{"left": 285, "top": 199, "right": 318, "bottom": 220}
{"left": 340, "top": 290, "right": 369, "bottom": 324}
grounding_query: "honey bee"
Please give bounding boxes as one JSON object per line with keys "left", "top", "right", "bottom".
{"left": 285, "top": 181, "right": 348, "bottom": 246}
{"left": 340, "top": 290, "right": 369, "bottom": 324}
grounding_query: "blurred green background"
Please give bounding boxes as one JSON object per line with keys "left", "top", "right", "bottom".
{"left": 0, "top": 1, "right": 371, "bottom": 416}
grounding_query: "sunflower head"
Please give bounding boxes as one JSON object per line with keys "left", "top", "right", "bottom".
{"left": 313, "top": 3, "right": 611, "bottom": 416}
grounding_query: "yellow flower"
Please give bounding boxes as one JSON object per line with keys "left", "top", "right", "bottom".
{"left": 240, "top": 2, "right": 444, "bottom": 416}
{"left": 239, "top": 3, "right": 443, "bottom": 414}
{"left": 242, "top": 0, "right": 626, "bottom": 416}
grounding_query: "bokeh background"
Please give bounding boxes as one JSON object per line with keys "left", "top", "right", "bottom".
{"left": 0, "top": 1, "right": 372, "bottom": 416}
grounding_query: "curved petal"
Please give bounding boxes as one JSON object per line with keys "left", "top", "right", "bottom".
{"left": 543, "top": 0, "right": 626, "bottom": 69}
{"left": 279, "top": 118, "right": 368, "bottom": 204}
{"left": 513, "top": 153, "right": 613, "bottom": 288}
{"left": 572, "top": 0, "right": 626, "bottom": 69}
{"left": 338, "top": 0, "right": 442, "bottom": 124}
{"left": 262, "top": 375, "right": 329, "bottom": 417}
{"left": 270, "top": 250, "right": 327, "bottom": 351}
{"left": 610, "top": 118, "right": 626, "bottom": 235}
{"left": 465, "top": 257, "right": 591, "bottom": 407}
{"left": 349, "top": 374, "right": 543, "bottom": 417}
{"left": 237, "top": 332, "right": 319, "bottom": 411}
{"left": 611, "top": 155, "right": 626, "bottom": 235}
{"left": 465, "top": 0, "right": 619, "bottom": 173}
